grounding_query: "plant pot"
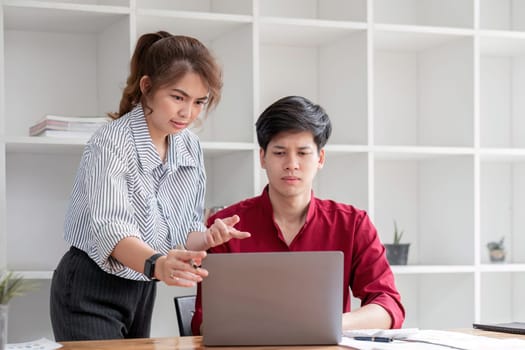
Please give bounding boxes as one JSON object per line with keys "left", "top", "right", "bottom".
{"left": 385, "top": 243, "right": 410, "bottom": 265}
{"left": 489, "top": 249, "right": 505, "bottom": 263}
{"left": 0, "top": 304, "right": 7, "bottom": 350}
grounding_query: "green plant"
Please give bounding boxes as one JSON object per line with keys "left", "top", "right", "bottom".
{"left": 393, "top": 220, "right": 404, "bottom": 244}
{"left": 486, "top": 237, "right": 504, "bottom": 251}
{"left": 0, "top": 271, "right": 35, "bottom": 305}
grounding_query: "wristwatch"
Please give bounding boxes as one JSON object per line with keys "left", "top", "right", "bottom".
{"left": 144, "top": 253, "right": 163, "bottom": 279}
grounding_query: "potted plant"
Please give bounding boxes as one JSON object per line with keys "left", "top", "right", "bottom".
{"left": 486, "top": 237, "right": 506, "bottom": 263}
{"left": 384, "top": 221, "right": 410, "bottom": 265}
{"left": 0, "top": 271, "right": 35, "bottom": 349}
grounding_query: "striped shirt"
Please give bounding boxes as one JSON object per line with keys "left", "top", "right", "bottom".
{"left": 64, "top": 105, "right": 207, "bottom": 281}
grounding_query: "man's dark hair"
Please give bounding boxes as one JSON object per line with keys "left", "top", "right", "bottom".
{"left": 256, "top": 96, "right": 332, "bottom": 152}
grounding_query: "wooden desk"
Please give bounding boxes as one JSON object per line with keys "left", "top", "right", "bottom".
{"left": 59, "top": 330, "right": 525, "bottom": 350}
{"left": 59, "top": 336, "right": 345, "bottom": 349}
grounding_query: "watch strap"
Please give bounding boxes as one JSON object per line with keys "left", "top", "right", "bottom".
{"left": 144, "top": 253, "right": 163, "bottom": 279}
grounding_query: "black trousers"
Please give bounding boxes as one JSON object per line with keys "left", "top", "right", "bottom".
{"left": 50, "top": 246, "right": 157, "bottom": 341}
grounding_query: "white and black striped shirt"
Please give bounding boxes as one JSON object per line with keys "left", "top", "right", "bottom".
{"left": 64, "top": 105, "right": 206, "bottom": 280}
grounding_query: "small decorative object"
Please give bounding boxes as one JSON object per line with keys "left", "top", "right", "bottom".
{"left": 0, "top": 271, "right": 36, "bottom": 350}
{"left": 384, "top": 220, "right": 410, "bottom": 265}
{"left": 486, "top": 237, "right": 506, "bottom": 263}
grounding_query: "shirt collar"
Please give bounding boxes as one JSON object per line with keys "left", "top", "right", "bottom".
{"left": 260, "top": 185, "right": 317, "bottom": 224}
{"left": 129, "top": 104, "right": 197, "bottom": 173}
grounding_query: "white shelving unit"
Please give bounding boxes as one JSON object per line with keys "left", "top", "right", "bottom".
{"left": 1, "top": 0, "right": 525, "bottom": 342}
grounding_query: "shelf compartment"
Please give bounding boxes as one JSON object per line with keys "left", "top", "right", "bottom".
{"left": 204, "top": 149, "right": 255, "bottom": 209}
{"left": 374, "top": 0, "right": 473, "bottom": 29}
{"left": 259, "top": 23, "right": 367, "bottom": 145}
{"left": 136, "top": 0, "right": 252, "bottom": 16}
{"left": 374, "top": 155, "right": 474, "bottom": 265}
{"left": 480, "top": 272, "right": 525, "bottom": 323}
{"left": 7, "top": 279, "right": 53, "bottom": 342}
{"left": 136, "top": 13, "right": 253, "bottom": 143}
{"left": 480, "top": 35, "right": 525, "bottom": 148}
{"left": 314, "top": 152, "right": 368, "bottom": 210}
{"left": 480, "top": 160, "right": 525, "bottom": 264}
{"left": 480, "top": 0, "right": 525, "bottom": 32}
{"left": 374, "top": 29, "right": 474, "bottom": 147}
{"left": 259, "top": 0, "right": 366, "bottom": 22}
{"left": 4, "top": 5, "right": 129, "bottom": 138}
{"left": 396, "top": 273, "right": 474, "bottom": 329}
{"left": 256, "top": 152, "right": 368, "bottom": 210}
{"left": 3, "top": 2, "right": 129, "bottom": 32}
{"left": 6, "top": 153, "right": 79, "bottom": 271}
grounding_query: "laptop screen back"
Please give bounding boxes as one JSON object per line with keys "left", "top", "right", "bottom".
{"left": 201, "top": 251, "right": 343, "bottom": 346}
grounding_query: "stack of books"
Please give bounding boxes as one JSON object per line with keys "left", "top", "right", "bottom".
{"left": 29, "top": 114, "right": 110, "bottom": 138}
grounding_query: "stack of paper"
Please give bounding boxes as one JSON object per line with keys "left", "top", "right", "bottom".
{"left": 340, "top": 329, "right": 525, "bottom": 349}
{"left": 29, "top": 114, "right": 109, "bottom": 138}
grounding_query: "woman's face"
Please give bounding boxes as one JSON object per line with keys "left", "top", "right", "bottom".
{"left": 141, "top": 72, "right": 209, "bottom": 141}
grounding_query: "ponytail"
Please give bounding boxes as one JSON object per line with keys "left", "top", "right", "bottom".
{"left": 109, "top": 31, "right": 222, "bottom": 120}
{"left": 109, "top": 31, "right": 172, "bottom": 119}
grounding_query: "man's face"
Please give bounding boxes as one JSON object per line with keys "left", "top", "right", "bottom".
{"left": 260, "top": 130, "right": 325, "bottom": 199}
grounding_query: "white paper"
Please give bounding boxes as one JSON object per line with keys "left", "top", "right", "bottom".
{"left": 343, "top": 328, "right": 420, "bottom": 339}
{"left": 340, "top": 330, "right": 525, "bottom": 350}
{"left": 6, "top": 337, "right": 62, "bottom": 350}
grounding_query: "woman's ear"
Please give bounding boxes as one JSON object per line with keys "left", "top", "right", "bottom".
{"left": 139, "top": 75, "right": 151, "bottom": 95}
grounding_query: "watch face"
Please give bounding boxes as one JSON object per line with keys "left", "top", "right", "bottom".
{"left": 145, "top": 253, "right": 162, "bottom": 278}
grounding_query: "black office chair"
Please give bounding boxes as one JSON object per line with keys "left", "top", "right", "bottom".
{"left": 174, "top": 295, "right": 196, "bottom": 336}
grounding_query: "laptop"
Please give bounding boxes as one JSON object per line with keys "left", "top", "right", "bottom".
{"left": 201, "top": 251, "right": 343, "bottom": 346}
{"left": 473, "top": 322, "right": 525, "bottom": 335}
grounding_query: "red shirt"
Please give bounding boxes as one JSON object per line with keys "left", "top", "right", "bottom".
{"left": 191, "top": 187, "right": 405, "bottom": 334}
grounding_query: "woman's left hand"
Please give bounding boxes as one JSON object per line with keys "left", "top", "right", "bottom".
{"left": 157, "top": 249, "right": 208, "bottom": 287}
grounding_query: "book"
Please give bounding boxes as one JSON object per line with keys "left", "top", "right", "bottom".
{"left": 34, "top": 130, "right": 94, "bottom": 138}
{"left": 36, "top": 114, "right": 109, "bottom": 123}
{"left": 29, "top": 114, "right": 109, "bottom": 136}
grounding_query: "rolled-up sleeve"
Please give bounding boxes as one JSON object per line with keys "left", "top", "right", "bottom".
{"left": 350, "top": 214, "right": 405, "bottom": 328}
{"left": 84, "top": 139, "right": 140, "bottom": 273}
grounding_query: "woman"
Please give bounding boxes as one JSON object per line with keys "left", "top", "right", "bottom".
{"left": 50, "top": 31, "right": 249, "bottom": 341}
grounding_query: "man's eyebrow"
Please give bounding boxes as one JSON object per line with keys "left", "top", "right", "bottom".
{"left": 172, "top": 88, "right": 209, "bottom": 101}
{"left": 270, "top": 145, "right": 313, "bottom": 150}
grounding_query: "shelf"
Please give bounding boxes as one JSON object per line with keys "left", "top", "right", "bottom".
{"left": 373, "top": 146, "right": 474, "bottom": 160}
{"left": 6, "top": 137, "right": 88, "bottom": 154}
{"left": 480, "top": 264, "right": 525, "bottom": 272}
{"left": 391, "top": 265, "right": 475, "bottom": 274}
{"left": 259, "top": 17, "right": 366, "bottom": 46}
{"left": 14, "top": 270, "right": 53, "bottom": 279}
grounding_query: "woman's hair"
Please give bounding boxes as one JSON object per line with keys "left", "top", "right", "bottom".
{"left": 256, "top": 96, "right": 332, "bottom": 152}
{"left": 110, "top": 31, "right": 222, "bottom": 119}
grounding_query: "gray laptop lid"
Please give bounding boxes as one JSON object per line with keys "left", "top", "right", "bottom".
{"left": 201, "top": 251, "right": 343, "bottom": 346}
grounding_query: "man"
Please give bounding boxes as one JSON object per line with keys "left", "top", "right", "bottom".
{"left": 191, "top": 96, "right": 405, "bottom": 334}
